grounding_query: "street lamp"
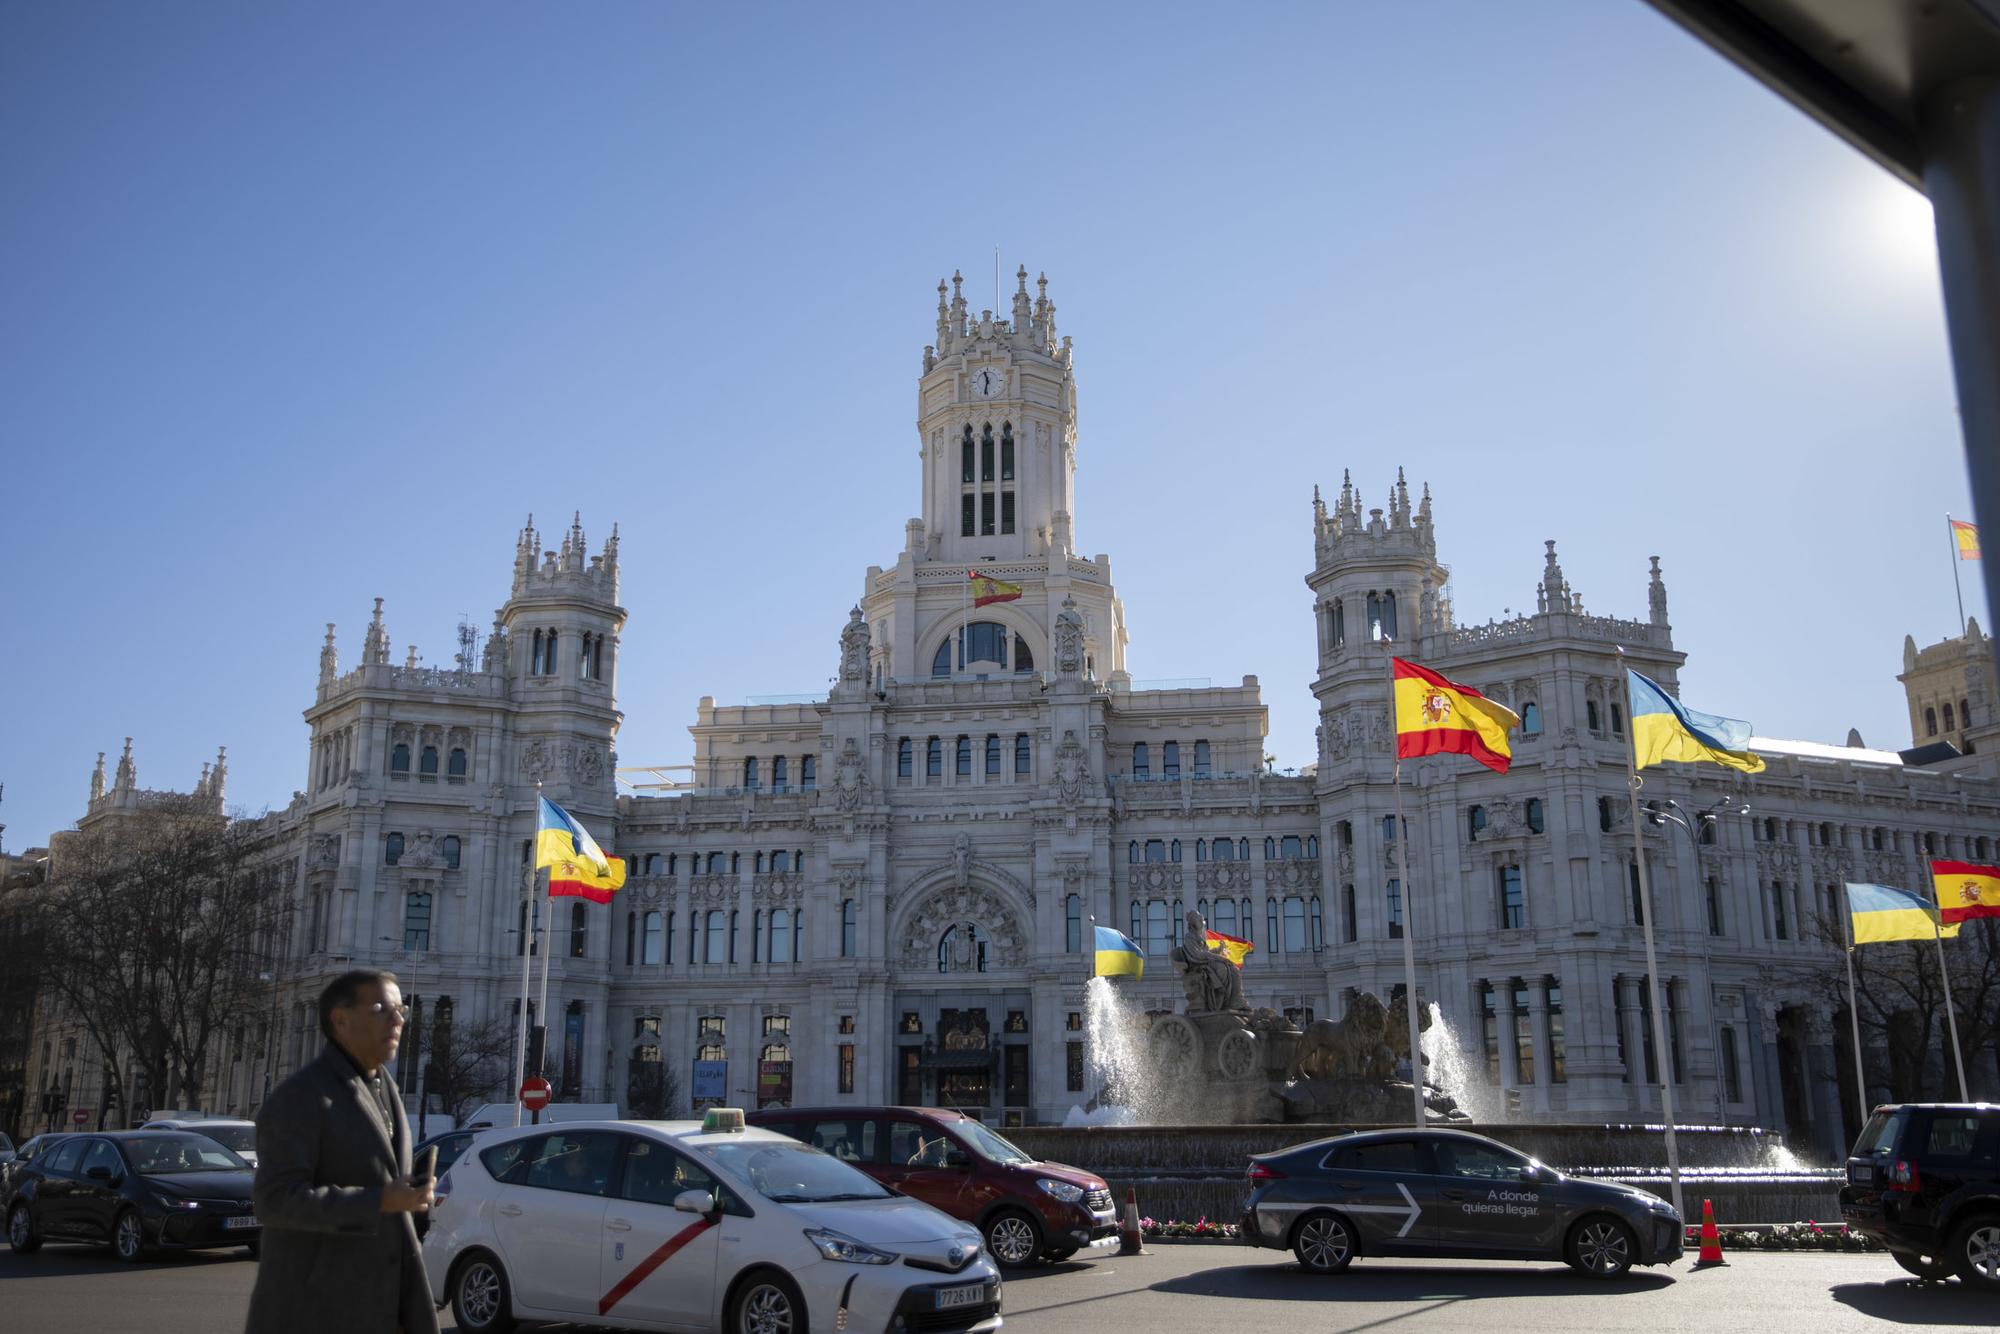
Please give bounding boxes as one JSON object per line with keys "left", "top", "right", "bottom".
{"left": 1643, "top": 796, "right": 1750, "bottom": 1122}
{"left": 378, "top": 934, "right": 428, "bottom": 1141}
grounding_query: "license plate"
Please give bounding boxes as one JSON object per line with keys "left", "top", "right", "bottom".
{"left": 1848, "top": 1165, "right": 1873, "bottom": 1184}
{"left": 934, "top": 1284, "right": 984, "bottom": 1310}
{"left": 224, "top": 1216, "right": 258, "bottom": 1230}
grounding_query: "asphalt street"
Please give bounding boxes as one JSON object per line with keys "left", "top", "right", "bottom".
{"left": 0, "top": 1240, "right": 1992, "bottom": 1334}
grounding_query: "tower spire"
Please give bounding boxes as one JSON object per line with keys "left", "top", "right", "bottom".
{"left": 115, "top": 737, "right": 135, "bottom": 791}
{"left": 1648, "top": 555, "right": 1670, "bottom": 626}
{"left": 90, "top": 751, "right": 106, "bottom": 802}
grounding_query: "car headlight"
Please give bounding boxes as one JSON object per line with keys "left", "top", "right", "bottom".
{"left": 151, "top": 1192, "right": 200, "bottom": 1210}
{"left": 804, "top": 1227, "right": 898, "bottom": 1265}
{"left": 1036, "top": 1179, "right": 1085, "bottom": 1204}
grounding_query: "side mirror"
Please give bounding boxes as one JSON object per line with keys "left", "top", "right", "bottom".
{"left": 1518, "top": 1164, "right": 1541, "bottom": 1182}
{"left": 86, "top": 1165, "right": 113, "bottom": 1181}
{"left": 942, "top": 1149, "right": 973, "bottom": 1170}
{"left": 673, "top": 1188, "right": 717, "bottom": 1215}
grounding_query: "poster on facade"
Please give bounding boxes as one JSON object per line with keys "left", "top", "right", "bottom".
{"left": 758, "top": 1060, "right": 793, "bottom": 1108}
{"left": 692, "top": 1059, "right": 727, "bottom": 1102}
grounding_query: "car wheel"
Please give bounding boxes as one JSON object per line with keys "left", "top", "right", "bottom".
{"left": 982, "top": 1209, "right": 1043, "bottom": 1269}
{"left": 732, "top": 1269, "right": 808, "bottom": 1334}
{"left": 111, "top": 1208, "right": 145, "bottom": 1263}
{"left": 1042, "top": 1245, "right": 1079, "bottom": 1264}
{"left": 7, "top": 1202, "right": 41, "bottom": 1254}
{"left": 452, "top": 1251, "right": 518, "bottom": 1334}
{"left": 1567, "top": 1216, "right": 1636, "bottom": 1278}
{"left": 1291, "top": 1211, "right": 1355, "bottom": 1274}
{"left": 1890, "top": 1250, "right": 1951, "bottom": 1281}
{"left": 1950, "top": 1215, "right": 2000, "bottom": 1291}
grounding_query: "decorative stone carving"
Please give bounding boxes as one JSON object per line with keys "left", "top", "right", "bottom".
{"left": 831, "top": 738, "right": 869, "bottom": 813}
{"left": 951, "top": 833, "right": 972, "bottom": 890}
{"left": 1263, "top": 860, "right": 1322, "bottom": 892}
{"left": 578, "top": 745, "right": 604, "bottom": 787}
{"left": 839, "top": 606, "right": 870, "bottom": 685}
{"left": 519, "top": 739, "right": 553, "bottom": 783}
{"left": 753, "top": 874, "right": 804, "bottom": 904}
{"left": 1130, "top": 863, "right": 1182, "bottom": 895}
{"left": 1196, "top": 862, "right": 1248, "bottom": 892}
{"left": 308, "top": 834, "right": 341, "bottom": 869}
{"left": 835, "top": 865, "right": 863, "bottom": 897}
{"left": 900, "top": 886, "right": 1026, "bottom": 969}
{"left": 1053, "top": 730, "right": 1089, "bottom": 806}
{"left": 1052, "top": 596, "right": 1086, "bottom": 679}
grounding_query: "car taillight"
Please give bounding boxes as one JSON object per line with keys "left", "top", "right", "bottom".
{"left": 1889, "top": 1160, "right": 1920, "bottom": 1190}
{"left": 1246, "top": 1162, "right": 1284, "bottom": 1182}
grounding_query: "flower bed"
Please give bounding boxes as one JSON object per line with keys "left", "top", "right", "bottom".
{"left": 1140, "top": 1216, "right": 1239, "bottom": 1241}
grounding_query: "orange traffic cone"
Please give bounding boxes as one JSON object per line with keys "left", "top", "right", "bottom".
{"left": 1117, "top": 1187, "right": 1147, "bottom": 1256}
{"left": 1693, "top": 1198, "right": 1727, "bottom": 1268}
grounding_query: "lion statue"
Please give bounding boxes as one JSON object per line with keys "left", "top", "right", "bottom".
{"left": 1290, "top": 991, "right": 1394, "bottom": 1081}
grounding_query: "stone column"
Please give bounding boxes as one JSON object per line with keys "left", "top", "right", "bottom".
{"left": 1496, "top": 979, "right": 1521, "bottom": 1091}
{"left": 1528, "top": 977, "right": 1553, "bottom": 1107}
{"left": 1617, "top": 975, "right": 1649, "bottom": 1112}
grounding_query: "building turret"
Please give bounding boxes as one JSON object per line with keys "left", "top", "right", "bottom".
{"left": 115, "top": 737, "right": 135, "bottom": 791}
{"left": 319, "top": 624, "right": 339, "bottom": 683}
{"left": 1648, "top": 556, "right": 1670, "bottom": 626}
{"left": 89, "top": 752, "right": 105, "bottom": 802}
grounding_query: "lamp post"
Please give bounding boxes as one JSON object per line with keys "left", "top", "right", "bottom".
{"left": 1644, "top": 795, "right": 1750, "bottom": 1123}
{"left": 379, "top": 934, "right": 427, "bottom": 1141}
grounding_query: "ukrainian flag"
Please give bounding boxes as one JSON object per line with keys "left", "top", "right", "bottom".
{"left": 536, "top": 795, "right": 615, "bottom": 878}
{"left": 1847, "top": 882, "right": 1959, "bottom": 943}
{"left": 1626, "top": 669, "right": 1766, "bottom": 774}
{"left": 1094, "top": 925, "right": 1144, "bottom": 978}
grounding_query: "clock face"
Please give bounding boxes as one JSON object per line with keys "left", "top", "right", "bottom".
{"left": 970, "top": 367, "right": 1003, "bottom": 397}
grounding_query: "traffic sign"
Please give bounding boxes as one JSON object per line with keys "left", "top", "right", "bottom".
{"left": 519, "top": 1077, "right": 552, "bottom": 1113}
{"left": 71, "top": 1110, "right": 89, "bottom": 1126}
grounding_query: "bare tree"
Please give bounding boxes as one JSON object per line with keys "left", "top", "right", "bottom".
{"left": 29, "top": 796, "right": 291, "bottom": 1115}
{"left": 424, "top": 1009, "right": 516, "bottom": 1126}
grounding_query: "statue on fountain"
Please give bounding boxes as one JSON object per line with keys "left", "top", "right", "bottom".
{"left": 1170, "top": 910, "right": 1251, "bottom": 1017}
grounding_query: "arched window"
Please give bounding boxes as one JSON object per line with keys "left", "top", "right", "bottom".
{"left": 1699, "top": 817, "right": 1715, "bottom": 845}
{"left": 1213, "top": 897, "right": 1237, "bottom": 936}
{"left": 1944, "top": 702, "right": 1957, "bottom": 732}
{"left": 1331, "top": 599, "right": 1345, "bottom": 648}
{"left": 1065, "top": 894, "right": 1082, "bottom": 952}
{"left": 1268, "top": 899, "right": 1281, "bottom": 950}
{"left": 772, "top": 756, "right": 788, "bottom": 791}
{"left": 1306, "top": 835, "right": 1319, "bottom": 858}
{"left": 569, "top": 902, "right": 588, "bottom": 958}
{"left": 1587, "top": 700, "right": 1601, "bottom": 731}
{"left": 801, "top": 756, "right": 815, "bottom": 790}
{"left": 531, "top": 629, "right": 545, "bottom": 675}
{"left": 730, "top": 852, "right": 740, "bottom": 874}
{"left": 641, "top": 911, "right": 662, "bottom": 965}
{"left": 980, "top": 422, "right": 995, "bottom": 481}
{"left": 1001, "top": 422, "right": 1015, "bottom": 480}
{"left": 1281, "top": 835, "right": 1302, "bottom": 859}
{"left": 706, "top": 851, "right": 726, "bottom": 874}
{"left": 1926, "top": 707, "right": 1938, "bottom": 736}
{"left": 938, "top": 923, "right": 989, "bottom": 973}
{"left": 933, "top": 639, "right": 954, "bottom": 677}
{"left": 1144, "top": 839, "right": 1166, "bottom": 863}
{"left": 1468, "top": 805, "right": 1487, "bottom": 840}
{"left": 1132, "top": 742, "right": 1150, "bottom": 778}
{"left": 964, "top": 621, "right": 1007, "bottom": 666}
{"left": 1170, "top": 839, "right": 1182, "bottom": 863}
{"left": 898, "top": 738, "right": 913, "bottom": 779}
{"left": 754, "top": 852, "right": 765, "bottom": 874}
{"left": 1212, "top": 838, "right": 1234, "bottom": 861}
{"left": 841, "top": 899, "right": 856, "bottom": 957}
{"left": 1015, "top": 733, "right": 1031, "bottom": 774}
{"left": 419, "top": 745, "right": 439, "bottom": 775}
{"left": 956, "top": 736, "right": 972, "bottom": 776}
{"left": 927, "top": 737, "right": 942, "bottom": 777}
{"left": 390, "top": 743, "right": 411, "bottom": 773}
{"left": 544, "top": 630, "right": 558, "bottom": 675}
{"left": 1521, "top": 701, "right": 1541, "bottom": 734}
{"left": 750, "top": 908, "right": 763, "bottom": 963}
{"left": 1382, "top": 591, "right": 1398, "bottom": 639}
{"left": 1283, "top": 897, "right": 1306, "bottom": 951}
{"left": 772, "top": 850, "right": 791, "bottom": 873}
{"left": 579, "top": 632, "right": 594, "bottom": 679}
{"left": 1962, "top": 697, "right": 1971, "bottom": 729}
{"left": 441, "top": 835, "right": 461, "bottom": 870}
{"left": 985, "top": 735, "right": 1001, "bottom": 776}
{"left": 770, "top": 906, "right": 792, "bottom": 964}
{"left": 1310, "top": 895, "right": 1324, "bottom": 949}
{"left": 703, "top": 910, "right": 724, "bottom": 964}
{"left": 962, "top": 424, "right": 975, "bottom": 483}
{"left": 1366, "top": 592, "right": 1381, "bottom": 639}
{"left": 403, "top": 891, "right": 432, "bottom": 950}
{"left": 447, "top": 747, "right": 467, "bottom": 777}
{"left": 1239, "top": 896, "right": 1253, "bottom": 941}
{"left": 1264, "top": 836, "right": 1277, "bottom": 860}
{"left": 1194, "top": 739, "right": 1212, "bottom": 777}
{"left": 1526, "top": 799, "right": 1545, "bottom": 835}
{"left": 643, "top": 853, "right": 661, "bottom": 875}
{"left": 1128, "top": 840, "right": 1139, "bottom": 864}
{"left": 1013, "top": 635, "right": 1034, "bottom": 674}
{"left": 1146, "top": 901, "right": 1170, "bottom": 955}
{"left": 667, "top": 853, "right": 677, "bottom": 875}
{"left": 1163, "top": 741, "right": 1181, "bottom": 778}
{"left": 743, "top": 757, "right": 759, "bottom": 790}
{"left": 1610, "top": 703, "right": 1624, "bottom": 734}
{"left": 385, "top": 832, "right": 405, "bottom": 865}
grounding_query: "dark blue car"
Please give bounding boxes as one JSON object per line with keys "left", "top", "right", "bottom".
{"left": 6, "top": 1130, "right": 258, "bottom": 1261}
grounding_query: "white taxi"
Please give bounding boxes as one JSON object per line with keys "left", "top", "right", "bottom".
{"left": 423, "top": 1108, "right": 1002, "bottom": 1334}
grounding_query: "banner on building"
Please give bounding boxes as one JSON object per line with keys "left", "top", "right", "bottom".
{"left": 758, "top": 1060, "right": 794, "bottom": 1108}
{"left": 692, "top": 1059, "right": 728, "bottom": 1102}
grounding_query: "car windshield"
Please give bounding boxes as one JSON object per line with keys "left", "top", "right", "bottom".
{"left": 125, "top": 1133, "right": 248, "bottom": 1174}
{"left": 187, "top": 1125, "right": 257, "bottom": 1153}
{"left": 954, "top": 1120, "right": 1033, "bottom": 1166}
{"left": 697, "top": 1139, "right": 893, "bottom": 1203}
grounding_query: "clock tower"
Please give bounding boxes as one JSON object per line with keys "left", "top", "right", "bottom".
{"left": 860, "top": 267, "right": 1127, "bottom": 683}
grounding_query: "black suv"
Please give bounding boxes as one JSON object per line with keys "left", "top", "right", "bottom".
{"left": 1840, "top": 1103, "right": 2000, "bottom": 1288}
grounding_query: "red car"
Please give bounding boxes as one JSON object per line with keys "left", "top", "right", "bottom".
{"left": 745, "top": 1106, "right": 1116, "bottom": 1268}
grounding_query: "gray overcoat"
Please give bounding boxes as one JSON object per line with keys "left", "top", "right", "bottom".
{"left": 245, "top": 1045, "right": 440, "bottom": 1334}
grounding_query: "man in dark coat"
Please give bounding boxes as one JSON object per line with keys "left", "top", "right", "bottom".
{"left": 246, "top": 969, "right": 439, "bottom": 1334}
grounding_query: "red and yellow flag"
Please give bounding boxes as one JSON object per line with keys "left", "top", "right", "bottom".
{"left": 1204, "top": 929, "right": 1253, "bottom": 967}
{"left": 550, "top": 855, "right": 626, "bottom": 906}
{"left": 969, "top": 570, "right": 1022, "bottom": 607}
{"left": 1392, "top": 658, "right": 1520, "bottom": 775}
{"left": 1930, "top": 859, "right": 2000, "bottom": 928}
{"left": 1951, "top": 519, "right": 1981, "bottom": 561}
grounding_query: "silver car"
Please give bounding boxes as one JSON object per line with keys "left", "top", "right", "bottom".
{"left": 1240, "top": 1128, "right": 1682, "bottom": 1277}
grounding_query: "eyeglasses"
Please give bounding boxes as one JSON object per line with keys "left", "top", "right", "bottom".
{"left": 354, "top": 1001, "right": 410, "bottom": 1022}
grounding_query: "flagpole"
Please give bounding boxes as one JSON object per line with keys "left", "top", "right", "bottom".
{"left": 1619, "top": 667, "right": 1686, "bottom": 1222}
{"left": 1385, "top": 642, "right": 1425, "bottom": 1129}
{"left": 962, "top": 570, "right": 971, "bottom": 676}
{"left": 1947, "top": 514, "right": 1968, "bottom": 634}
{"left": 512, "top": 789, "right": 540, "bottom": 1128}
{"left": 1839, "top": 884, "right": 1869, "bottom": 1127}
{"left": 535, "top": 859, "right": 555, "bottom": 1084}
{"left": 1931, "top": 917, "right": 1970, "bottom": 1100}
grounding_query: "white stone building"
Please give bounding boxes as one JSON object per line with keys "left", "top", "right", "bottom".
{"left": 18, "top": 269, "right": 2000, "bottom": 1159}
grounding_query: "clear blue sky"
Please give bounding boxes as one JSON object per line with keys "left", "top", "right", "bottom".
{"left": 0, "top": 2, "right": 1976, "bottom": 851}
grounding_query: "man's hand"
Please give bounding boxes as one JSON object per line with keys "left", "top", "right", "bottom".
{"left": 379, "top": 1177, "right": 435, "bottom": 1214}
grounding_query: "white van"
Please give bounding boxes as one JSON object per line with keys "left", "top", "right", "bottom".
{"left": 460, "top": 1101, "right": 618, "bottom": 1130}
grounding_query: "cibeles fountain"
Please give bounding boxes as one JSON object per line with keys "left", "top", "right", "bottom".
{"left": 1008, "top": 914, "right": 1841, "bottom": 1225}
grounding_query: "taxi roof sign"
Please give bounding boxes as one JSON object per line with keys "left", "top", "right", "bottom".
{"left": 701, "top": 1107, "right": 747, "bottom": 1133}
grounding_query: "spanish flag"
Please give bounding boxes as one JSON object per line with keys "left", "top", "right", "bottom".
{"left": 1951, "top": 518, "right": 1981, "bottom": 561}
{"left": 969, "top": 570, "right": 1023, "bottom": 607}
{"left": 1846, "top": 882, "right": 1956, "bottom": 943}
{"left": 536, "top": 795, "right": 625, "bottom": 903}
{"left": 1392, "top": 658, "right": 1520, "bottom": 774}
{"left": 1204, "top": 929, "right": 1253, "bottom": 967}
{"left": 1626, "top": 669, "right": 1767, "bottom": 775}
{"left": 1930, "top": 859, "right": 2000, "bottom": 927}
{"left": 1094, "top": 925, "right": 1144, "bottom": 978}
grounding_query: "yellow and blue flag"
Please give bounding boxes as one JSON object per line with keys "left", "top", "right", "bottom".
{"left": 1626, "top": 669, "right": 1766, "bottom": 774}
{"left": 1094, "top": 925, "right": 1144, "bottom": 978}
{"left": 537, "top": 795, "right": 615, "bottom": 878}
{"left": 1846, "top": 882, "right": 1959, "bottom": 943}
